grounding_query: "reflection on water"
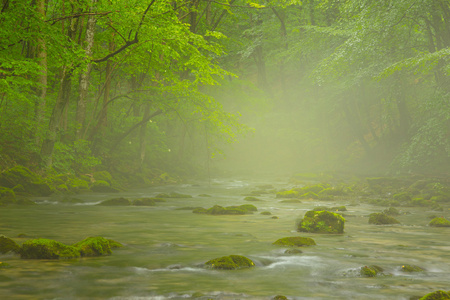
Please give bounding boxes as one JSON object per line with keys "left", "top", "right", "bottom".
{"left": 0, "top": 178, "right": 449, "bottom": 299}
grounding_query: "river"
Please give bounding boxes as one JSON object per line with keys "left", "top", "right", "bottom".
{"left": 0, "top": 177, "right": 449, "bottom": 299}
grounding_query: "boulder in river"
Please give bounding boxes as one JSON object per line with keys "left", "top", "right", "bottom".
{"left": 20, "top": 238, "right": 81, "bottom": 259}
{"left": 368, "top": 213, "right": 400, "bottom": 225}
{"left": 73, "top": 237, "right": 112, "bottom": 256}
{"left": 401, "top": 264, "right": 425, "bottom": 272}
{"left": 0, "top": 235, "right": 20, "bottom": 254}
{"left": 418, "top": 290, "right": 450, "bottom": 300}
{"left": 297, "top": 210, "right": 345, "bottom": 234}
{"left": 360, "top": 265, "right": 384, "bottom": 277}
{"left": 97, "top": 197, "right": 131, "bottom": 206}
{"left": 428, "top": 217, "right": 450, "bottom": 227}
{"left": 205, "top": 255, "right": 255, "bottom": 270}
{"left": 193, "top": 204, "right": 257, "bottom": 215}
{"left": 273, "top": 236, "right": 316, "bottom": 247}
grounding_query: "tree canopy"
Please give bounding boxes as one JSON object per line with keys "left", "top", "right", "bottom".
{"left": 1, "top": 0, "right": 448, "bottom": 178}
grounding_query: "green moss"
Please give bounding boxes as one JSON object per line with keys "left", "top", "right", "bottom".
{"left": 429, "top": 217, "right": 450, "bottom": 227}
{"left": 331, "top": 206, "right": 347, "bottom": 212}
{"left": 205, "top": 255, "right": 255, "bottom": 270}
{"left": 299, "top": 192, "right": 319, "bottom": 199}
{"left": 298, "top": 210, "right": 345, "bottom": 234}
{"left": 261, "top": 211, "right": 272, "bottom": 215}
{"left": 97, "top": 197, "right": 131, "bottom": 206}
{"left": 273, "top": 296, "right": 288, "bottom": 300}
{"left": 401, "top": 264, "right": 424, "bottom": 272}
{"left": 368, "top": 213, "right": 400, "bottom": 225}
{"left": 192, "top": 207, "right": 208, "bottom": 214}
{"left": 419, "top": 290, "right": 450, "bottom": 300}
{"left": 383, "top": 207, "right": 400, "bottom": 216}
{"left": 273, "top": 236, "right": 316, "bottom": 247}
{"left": 238, "top": 204, "right": 257, "bottom": 212}
{"left": 0, "top": 187, "right": 16, "bottom": 205}
{"left": 393, "top": 192, "right": 412, "bottom": 202}
{"left": 20, "top": 239, "right": 80, "bottom": 259}
{"left": 0, "top": 166, "right": 52, "bottom": 196}
{"left": 73, "top": 237, "right": 112, "bottom": 257}
{"left": 93, "top": 171, "right": 113, "bottom": 184}
{"left": 107, "top": 239, "right": 123, "bottom": 249}
{"left": 91, "top": 180, "right": 120, "bottom": 193}
{"left": 0, "top": 235, "right": 20, "bottom": 254}
{"left": 132, "top": 198, "right": 156, "bottom": 206}
{"left": 360, "top": 265, "right": 383, "bottom": 277}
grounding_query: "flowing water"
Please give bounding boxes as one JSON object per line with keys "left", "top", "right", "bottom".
{"left": 1, "top": 177, "right": 449, "bottom": 299}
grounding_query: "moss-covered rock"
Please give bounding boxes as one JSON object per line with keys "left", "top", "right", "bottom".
{"left": 97, "top": 197, "right": 131, "bottom": 206}
{"left": 401, "top": 264, "right": 425, "bottom": 272}
{"left": 299, "top": 192, "right": 319, "bottom": 199}
{"left": 20, "top": 238, "right": 80, "bottom": 259}
{"left": 273, "top": 236, "right": 316, "bottom": 247}
{"left": 279, "top": 199, "right": 302, "bottom": 203}
{"left": 107, "top": 239, "right": 123, "bottom": 249}
{"left": 132, "top": 198, "right": 156, "bottom": 206}
{"left": 368, "top": 213, "right": 400, "bottom": 225}
{"left": 419, "top": 290, "right": 450, "bottom": 300}
{"left": 205, "top": 255, "right": 255, "bottom": 270}
{"left": 195, "top": 204, "right": 257, "bottom": 215}
{"left": 429, "top": 217, "right": 450, "bottom": 227}
{"left": 192, "top": 207, "right": 208, "bottom": 214}
{"left": 0, "top": 186, "right": 16, "bottom": 205}
{"left": 261, "top": 211, "right": 272, "bottom": 215}
{"left": 0, "top": 235, "right": 20, "bottom": 254}
{"left": 0, "top": 166, "right": 52, "bottom": 196}
{"left": 73, "top": 237, "right": 112, "bottom": 257}
{"left": 360, "top": 265, "right": 383, "bottom": 277}
{"left": 382, "top": 207, "right": 400, "bottom": 216}
{"left": 297, "top": 210, "right": 345, "bottom": 234}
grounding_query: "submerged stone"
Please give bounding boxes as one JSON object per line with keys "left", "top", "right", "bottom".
{"left": 297, "top": 210, "right": 345, "bottom": 234}
{"left": 368, "top": 213, "right": 400, "bottom": 225}
{"left": 273, "top": 236, "right": 316, "bottom": 247}
{"left": 429, "top": 217, "right": 450, "bottom": 227}
{"left": 20, "top": 239, "right": 80, "bottom": 259}
{"left": 0, "top": 235, "right": 20, "bottom": 254}
{"left": 73, "top": 237, "right": 112, "bottom": 256}
{"left": 205, "top": 255, "right": 255, "bottom": 270}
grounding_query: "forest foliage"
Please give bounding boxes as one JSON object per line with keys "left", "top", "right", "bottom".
{"left": 0, "top": 0, "right": 449, "bottom": 180}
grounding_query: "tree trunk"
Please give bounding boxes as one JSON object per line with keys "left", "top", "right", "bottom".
{"left": 76, "top": 0, "right": 97, "bottom": 139}
{"left": 40, "top": 67, "right": 73, "bottom": 168}
{"left": 34, "top": 0, "right": 47, "bottom": 146}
